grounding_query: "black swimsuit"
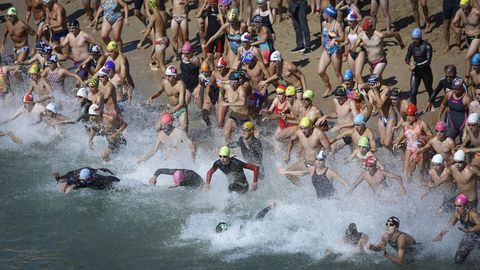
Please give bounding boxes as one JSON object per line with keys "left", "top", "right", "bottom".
{"left": 311, "top": 167, "right": 334, "bottom": 199}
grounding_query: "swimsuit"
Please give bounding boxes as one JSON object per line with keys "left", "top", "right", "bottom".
{"left": 229, "top": 111, "right": 250, "bottom": 127}
{"left": 34, "top": 16, "right": 46, "bottom": 26}
{"left": 173, "top": 106, "right": 187, "bottom": 118}
{"left": 172, "top": 15, "right": 187, "bottom": 24}
{"left": 180, "top": 60, "right": 199, "bottom": 92}
{"left": 155, "top": 36, "right": 170, "bottom": 50}
{"left": 323, "top": 21, "right": 340, "bottom": 56}
{"left": 15, "top": 46, "right": 29, "bottom": 55}
{"left": 368, "top": 55, "right": 387, "bottom": 70}
{"left": 227, "top": 32, "right": 242, "bottom": 55}
{"left": 257, "top": 36, "right": 274, "bottom": 64}
{"left": 275, "top": 99, "right": 292, "bottom": 129}
{"left": 211, "top": 157, "right": 250, "bottom": 193}
{"left": 348, "top": 25, "right": 360, "bottom": 59}
{"left": 404, "top": 122, "right": 425, "bottom": 162}
{"left": 455, "top": 208, "right": 480, "bottom": 264}
{"left": 311, "top": 167, "right": 335, "bottom": 199}
{"left": 51, "top": 28, "right": 68, "bottom": 42}
{"left": 466, "top": 34, "right": 480, "bottom": 46}
{"left": 45, "top": 68, "right": 64, "bottom": 92}
{"left": 248, "top": 89, "right": 267, "bottom": 110}
{"left": 205, "top": 8, "right": 224, "bottom": 54}
{"left": 102, "top": 0, "right": 123, "bottom": 25}
{"left": 446, "top": 92, "right": 467, "bottom": 139}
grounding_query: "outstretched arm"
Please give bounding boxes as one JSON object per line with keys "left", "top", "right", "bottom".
{"left": 205, "top": 166, "right": 218, "bottom": 190}
{"left": 244, "top": 163, "right": 259, "bottom": 190}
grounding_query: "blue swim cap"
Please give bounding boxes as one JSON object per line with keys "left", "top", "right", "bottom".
{"left": 354, "top": 114, "right": 366, "bottom": 125}
{"left": 104, "top": 60, "right": 115, "bottom": 70}
{"left": 411, "top": 28, "right": 422, "bottom": 38}
{"left": 472, "top": 53, "right": 480, "bottom": 65}
{"left": 241, "top": 51, "right": 254, "bottom": 64}
{"left": 79, "top": 168, "right": 91, "bottom": 180}
{"left": 343, "top": 69, "right": 353, "bottom": 80}
{"left": 324, "top": 5, "right": 337, "bottom": 17}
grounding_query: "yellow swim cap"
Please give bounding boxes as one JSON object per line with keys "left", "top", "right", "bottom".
{"left": 286, "top": 86, "right": 296, "bottom": 96}
{"left": 218, "top": 146, "right": 231, "bottom": 157}
{"left": 107, "top": 41, "right": 118, "bottom": 52}
{"left": 299, "top": 117, "right": 312, "bottom": 128}
{"left": 87, "top": 76, "right": 99, "bottom": 87}
{"left": 460, "top": 0, "right": 470, "bottom": 6}
{"left": 226, "top": 9, "right": 238, "bottom": 22}
{"left": 303, "top": 90, "right": 314, "bottom": 100}
{"left": 7, "top": 7, "right": 17, "bottom": 17}
{"left": 276, "top": 84, "right": 286, "bottom": 94}
{"left": 148, "top": 0, "right": 158, "bottom": 9}
{"left": 243, "top": 121, "right": 254, "bottom": 130}
{"left": 28, "top": 64, "right": 40, "bottom": 75}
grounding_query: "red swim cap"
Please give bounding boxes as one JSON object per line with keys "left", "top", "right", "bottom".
{"left": 22, "top": 93, "right": 33, "bottom": 103}
{"left": 363, "top": 155, "right": 377, "bottom": 167}
{"left": 405, "top": 104, "right": 417, "bottom": 116}
{"left": 160, "top": 113, "right": 174, "bottom": 125}
{"left": 362, "top": 18, "right": 374, "bottom": 31}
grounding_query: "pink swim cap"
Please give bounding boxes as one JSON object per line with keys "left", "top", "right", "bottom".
{"left": 455, "top": 194, "right": 468, "bottom": 206}
{"left": 182, "top": 42, "right": 192, "bottom": 54}
{"left": 435, "top": 121, "right": 446, "bottom": 132}
{"left": 173, "top": 170, "right": 186, "bottom": 186}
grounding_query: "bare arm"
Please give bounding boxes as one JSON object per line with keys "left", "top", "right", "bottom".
{"left": 138, "top": 136, "right": 163, "bottom": 163}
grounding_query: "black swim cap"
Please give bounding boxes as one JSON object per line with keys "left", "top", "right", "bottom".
{"left": 216, "top": 222, "right": 229, "bottom": 233}
{"left": 68, "top": 19, "right": 80, "bottom": 27}
{"left": 390, "top": 87, "right": 401, "bottom": 97}
{"left": 334, "top": 86, "right": 346, "bottom": 97}
{"left": 444, "top": 64, "right": 456, "bottom": 73}
{"left": 386, "top": 216, "right": 400, "bottom": 228}
{"left": 345, "top": 223, "right": 358, "bottom": 238}
{"left": 228, "top": 71, "right": 240, "bottom": 81}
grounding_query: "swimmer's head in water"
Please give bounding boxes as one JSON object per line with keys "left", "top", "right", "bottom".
{"left": 46, "top": 103, "right": 57, "bottom": 115}
{"left": 173, "top": 170, "right": 186, "bottom": 186}
{"left": 160, "top": 113, "right": 174, "bottom": 126}
{"left": 28, "top": 64, "right": 40, "bottom": 75}
{"left": 79, "top": 168, "right": 92, "bottom": 180}
{"left": 345, "top": 223, "right": 358, "bottom": 239}
{"left": 216, "top": 222, "right": 229, "bottom": 233}
{"left": 256, "top": 0, "right": 267, "bottom": 5}
{"left": 218, "top": 146, "right": 231, "bottom": 164}
{"left": 22, "top": 92, "right": 34, "bottom": 104}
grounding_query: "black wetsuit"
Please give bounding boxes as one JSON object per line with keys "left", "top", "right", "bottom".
{"left": 180, "top": 61, "right": 199, "bottom": 93}
{"left": 311, "top": 167, "right": 335, "bottom": 199}
{"left": 230, "top": 136, "right": 264, "bottom": 177}
{"left": 207, "top": 158, "right": 259, "bottom": 193}
{"left": 255, "top": 205, "right": 274, "bottom": 219}
{"left": 57, "top": 167, "right": 119, "bottom": 190}
{"left": 405, "top": 40, "right": 433, "bottom": 105}
{"left": 455, "top": 209, "right": 480, "bottom": 264}
{"left": 428, "top": 76, "right": 467, "bottom": 104}
{"left": 204, "top": 7, "right": 224, "bottom": 54}
{"left": 153, "top": 168, "right": 204, "bottom": 188}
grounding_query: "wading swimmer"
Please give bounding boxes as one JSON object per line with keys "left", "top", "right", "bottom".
{"left": 421, "top": 154, "right": 456, "bottom": 213}
{"left": 148, "top": 169, "right": 204, "bottom": 189}
{"left": 227, "top": 121, "right": 264, "bottom": 178}
{"left": 53, "top": 167, "right": 120, "bottom": 193}
{"left": 449, "top": 150, "right": 480, "bottom": 209}
{"left": 343, "top": 223, "right": 369, "bottom": 251}
{"left": 433, "top": 194, "right": 480, "bottom": 264}
{"left": 205, "top": 146, "right": 259, "bottom": 194}
{"left": 368, "top": 217, "right": 420, "bottom": 265}
{"left": 216, "top": 203, "right": 277, "bottom": 233}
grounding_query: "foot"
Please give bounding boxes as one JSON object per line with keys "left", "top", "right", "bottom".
{"left": 303, "top": 47, "right": 311, "bottom": 55}
{"left": 291, "top": 46, "right": 305, "bottom": 53}
{"left": 425, "top": 22, "right": 433, "bottom": 33}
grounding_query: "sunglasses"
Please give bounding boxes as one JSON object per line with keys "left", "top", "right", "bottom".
{"left": 167, "top": 75, "right": 175, "bottom": 78}
{"left": 432, "top": 163, "right": 443, "bottom": 166}
{"left": 276, "top": 93, "right": 285, "bottom": 96}
{"left": 243, "top": 128, "right": 252, "bottom": 132}
{"left": 455, "top": 204, "right": 464, "bottom": 208}
{"left": 286, "top": 95, "right": 295, "bottom": 98}
{"left": 468, "top": 123, "right": 477, "bottom": 127}
{"left": 455, "top": 161, "right": 464, "bottom": 164}
{"left": 475, "top": 93, "right": 480, "bottom": 96}
{"left": 219, "top": 155, "right": 229, "bottom": 158}
{"left": 385, "top": 223, "right": 396, "bottom": 227}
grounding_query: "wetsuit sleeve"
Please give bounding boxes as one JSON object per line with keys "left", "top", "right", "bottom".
{"left": 243, "top": 163, "right": 259, "bottom": 183}
{"left": 153, "top": 168, "right": 177, "bottom": 177}
{"left": 404, "top": 44, "right": 413, "bottom": 65}
{"left": 255, "top": 205, "right": 273, "bottom": 219}
{"left": 206, "top": 161, "right": 220, "bottom": 184}
{"left": 251, "top": 139, "right": 263, "bottom": 160}
{"left": 429, "top": 79, "right": 445, "bottom": 103}
{"left": 425, "top": 42, "right": 433, "bottom": 66}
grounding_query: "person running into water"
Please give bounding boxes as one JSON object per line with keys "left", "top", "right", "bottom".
{"left": 343, "top": 223, "right": 369, "bottom": 251}
{"left": 228, "top": 121, "right": 264, "bottom": 178}
{"left": 433, "top": 194, "right": 480, "bottom": 264}
{"left": 53, "top": 167, "right": 120, "bottom": 193}
{"left": 148, "top": 168, "right": 204, "bottom": 189}
{"left": 421, "top": 154, "right": 456, "bottom": 213}
{"left": 368, "top": 216, "right": 419, "bottom": 265}
{"left": 206, "top": 146, "right": 259, "bottom": 194}
{"left": 1, "top": 7, "right": 36, "bottom": 63}
{"left": 215, "top": 203, "right": 277, "bottom": 233}
{"left": 437, "top": 78, "right": 471, "bottom": 140}
{"left": 449, "top": 150, "right": 480, "bottom": 209}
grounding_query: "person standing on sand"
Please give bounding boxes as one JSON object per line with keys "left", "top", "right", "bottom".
{"left": 1, "top": 7, "right": 37, "bottom": 63}
{"left": 289, "top": 0, "right": 311, "bottom": 54}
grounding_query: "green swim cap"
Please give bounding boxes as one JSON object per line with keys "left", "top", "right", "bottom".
{"left": 302, "top": 90, "right": 314, "bottom": 100}
{"left": 7, "top": 7, "right": 17, "bottom": 17}
{"left": 218, "top": 146, "right": 231, "bottom": 157}
{"left": 358, "top": 136, "right": 369, "bottom": 147}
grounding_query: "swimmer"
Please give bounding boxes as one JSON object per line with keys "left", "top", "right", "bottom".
{"left": 421, "top": 154, "right": 456, "bottom": 213}
{"left": 215, "top": 203, "right": 276, "bottom": 233}
{"left": 25, "top": 64, "right": 52, "bottom": 100}
{"left": 59, "top": 88, "right": 93, "bottom": 124}
{"left": 40, "top": 102, "right": 67, "bottom": 126}
{"left": 1, "top": 92, "right": 50, "bottom": 125}
{"left": 44, "top": 0, "right": 68, "bottom": 54}
{"left": 241, "top": 51, "right": 270, "bottom": 116}
{"left": 345, "top": 136, "right": 385, "bottom": 170}
{"left": 1, "top": 7, "right": 36, "bottom": 63}
{"left": 222, "top": 71, "right": 250, "bottom": 144}
{"left": 433, "top": 194, "right": 480, "bottom": 264}
{"left": 148, "top": 168, "right": 204, "bottom": 189}
{"left": 228, "top": 121, "right": 264, "bottom": 178}
{"left": 105, "top": 41, "right": 134, "bottom": 102}
{"left": 92, "top": 0, "right": 129, "bottom": 48}
{"left": 349, "top": 156, "right": 406, "bottom": 195}
{"left": 459, "top": 113, "right": 480, "bottom": 167}
{"left": 330, "top": 113, "right": 377, "bottom": 154}
{"left": 449, "top": 150, "right": 480, "bottom": 209}
{"left": 368, "top": 217, "right": 419, "bottom": 265}
{"left": 0, "top": 130, "right": 22, "bottom": 144}
{"left": 343, "top": 223, "right": 369, "bottom": 250}
{"left": 417, "top": 121, "right": 456, "bottom": 162}
{"left": 53, "top": 167, "right": 120, "bottom": 193}
{"left": 437, "top": 78, "right": 471, "bottom": 139}
{"left": 425, "top": 65, "right": 466, "bottom": 112}
{"left": 317, "top": 86, "right": 357, "bottom": 132}
{"left": 26, "top": 0, "right": 49, "bottom": 41}
{"left": 206, "top": 146, "right": 259, "bottom": 193}
{"left": 137, "top": 113, "right": 196, "bottom": 163}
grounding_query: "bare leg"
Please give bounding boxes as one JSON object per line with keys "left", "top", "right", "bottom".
{"left": 192, "top": 84, "right": 204, "bottom": 109}
{"left": 410, "top": 0, "right": 420, "bottom": 28}
{"left": 223, "top": 118, "right": 237, "bottom": 144}
{"left": 465, "top": 39, "right": 480, "bottom": 78}
{"left": 331, "top": 52, "right": 343, "bottom": 85}
{"left": 370, "top": 0, "right": 379, "bottom": 25}
{"left": 171, "top": 18, "right": 180, "bottom": 57}
{"left": 380, "top": 0, "right": 391, "bottom": 32}
{"left": 178, "top": 110, "right": 189, "bottom": 132}
{"left": 285, "top": 160, "right": 307, "bottom": 186}
{"left": 421, "top": 0, "right": 431, "bottom": 32}
{"left": 372, "top": 62, "right": 387, "bottom": 78}
{"left": 354, "top": 51, "right": 366, "bottom": 83}
{"left": 216, "top": 103, "right": 228, "bottom": 127}
{"left": 317, "top": 51, "right": 333, "bottom": 97}
{"left": 101, "top": 17, "right": 113, "bottom": 45}
{"left": 275, "top": 126, "right": 297, "bottom": 141}
{"left": 443, "top": 19, "right": 451, "bottom": 52}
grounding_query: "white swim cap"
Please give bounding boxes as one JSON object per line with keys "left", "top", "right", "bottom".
{"left": 270, "top": 51, "right": 282, "bottom": 62}
{"left": 79, "top": 168, "right": 91, "bottom": 180}
{"left": 88, "top": 104, "right": 100, "bottom": 115}
{"left": 46, "top": 103, "right": 57, "bottom": 113}
{"left": 467, "top": 113, "right": 479, "bottom": 124}
{"left": 165, "top": 65, "right": 177, "bottom": 76}
{"left": 454, "top": 150, "right": 465, "bottom": 162}
{"left": 431, "top": 154, "right": 444, "bottom": 164}
{"left": 315, "top": 150, "right": 327, "bottom": 160}
{"left": 76, "top": 87, "right": 88, "bottom": 98}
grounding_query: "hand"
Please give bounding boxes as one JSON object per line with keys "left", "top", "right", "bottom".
{"left": 315, "top": 116, "right": 327, "bottom": 127}
{"left": 277, "top": 167, "right": 287, "bottom": 175}
{"left": 0, "top": 46, "right": 4, "bottom": 54}
{"left": 283, "top": 154, "right": 290, "bottom": 164}
{"left": 258, "top": 80, "right": 267, "bottom": 89}
{"left": 432, "top": 234, "right": 443, "bottom": 242}
{"left": 53, "top": 172, "right": 60, "bottom": 180}
{"left": 458, "top": 227, "right": 469, "bottom": 233}
{"left": 399, "top": 43, "right": 406, "bottom": 49}
{"left": 367, "top": 244, "right": 375, "bottom": 250}
{"left": 148, "top": 176, "right": 157, "bottom": 186}
{"left": 251, "top": 182, "right": 257, "bottom": 191}
{"left": 205, "top": 183, "right": 211, "bottom": 191}
{"left": 146, "top": 97, "right": 153, "bottom": 107}
{"left": 124, "top": 18, "right": 129, "bottom": 26}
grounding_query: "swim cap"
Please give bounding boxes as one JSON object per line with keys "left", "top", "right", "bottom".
{"left": 251, "top": 14, "right": 262, "bottom": 24}
{"left": 435, "top": 121, "right": 446, "bottom": 131}
{"left": 226, "top": 8, "right": 238, "bottom": 22}
{"left": 390, "top": 87, "right": 401, "bottom": 97}
{"left": 216, "top": 57, "right": 226, "bottom": 67}
{"left": 455, "top": 194, "right": 468, "bottom": 206}
{"left": 220, "top": 0, "right": 232, "bottom": 6}
{"left": 354, "top": 114, "right": 366, "bottom": 125}
{"left": 68, "top": 19, "right": 80, "bottom": 27}
{"left": 43, "top": 0, "right": 53, "bottom": 4}
{"left": 346, "top": 223, "right": 358, "bottom": 238}
{"left": 276, "top": 84, "right": 286, "bottom": 94}
{"left": 208, "top": 0, "right": 218, "bottom": 4}
{"left": 363, "top": 155, "right": 377, "bottom": 166}
{"left": 405, "top": 104, "right": 417, "bottom": 116}
{"left": 454, "top": 150, "right": 465, "bottom": 161}
{"left": 35, "top": 40, "right": 47, "bottom": 51}
{"left": 257, "top": 0, "right": 267, "bottom": 4}
{"left": 362, "top": 17, "right": 374, "bottom": 31}
{"left": 89, "top": 44, "right": 100, "bottom": 54}
{"left": 334, "top": 86, "right": 347, "bottom": 97}
{"left": 452, "top": 78, "right": 464, "bottom": 89}
{"left": 200, "top": 61, "right": 211, "bottom": 72}
{"left": 346, "top": 11, "right": 358, "bottom": 22}
{"left": 98, "top": 67, "right": 110, "bottom": 77}
{"left": 241, "top": 51, "right": 254, "bottom": 64}
{"left": 270, "top": 51, "right": 282, "bottom": 62}
{"left": 46, "top": 103, "right": 57, "bottom": 113}
{"left": 87, "top": 76, "right": 99, "bottom": 87}
{"left": 76, "top": 87, "right": 88, "bottom": 98}
{"left": 160, "top": 113, "right": 174, "bottom": 125}
{"left": 43, "top": 45, "right": 52, "bottom": 54}
{"left": 411, "top": 28, "right": 422, "bottom": 38}
{"left": 243, "top": 121, "right": 254, "bottom": 130}
{"left": 173, "top": 170, "right": 186, "bottom": 186}
{"left": 299, "top": 117, "right": 312, "bottom": 128}
{"left": 324, "top": 5, "right": 337, "bottom": 17}
{"left": 302, "top": 90, "right": 314, "bottom": 100}
{"left": 22, "top": 92, "right": 33, "bottom": 103}
{"left": 182, "top": 42, "right": 192, "bottom": 54}
{"left": 47, "top": 54, "right": 58, "bottom": 63}
{"left": 315, "top": 150, "right": 327, "bottom": 160}
{"left": 79, "top": 168, "right": 91, "bottom": 180}
{"left": 107, "top": 41, "right": 118, "bottom": 52}
{"left": 367, "top": 73, "right": 380, "bottom": 85}
{"left": 358, "top": 136, "right": 369, "bottom": 147}
{"left": 216, "top": 222, "right": 229, "bottom": 233}
{"left": 228, "top": 71, "right": 240, "bottom": 81}
{"left": 343, "top": 69, "right": 353, "bottom": 80}
{"left": 286, "top": 86, "right": 296, "bottom": 96}
{"left": 472, "top": 53, "right": 480, "bottom": 65}
{"left": 431, "top": 154, "right": 444, "bottom": 164}
{"left": 468, "top": 113, "right": 479, "bottom": 124}
{"left": 460, "top": 0, "right": 470, "bottom": 6}
{"left": 28, "top": 64, "right": 40, "bottom": 75}
{"left": 7, "top": 7, "right": 17, "bottom": 17}
{"left": 88, "top": 104, "right": 100, "bottom": 115}
{"left": 241, "top": 33, "right": 251, "bottom": 42}
{"left": 104, "top": 60, "right": 115, "bottom": 70}
{"left": 386, "top": 216, "right": 399, "bottom": 228}
{"left": 218, "top": 146, "right": 231, "bottom": 157}
{"left": 166, "top": 65, "right": 177, "bottom": 76}
{"left": 148, "top": 0, "right": 158, "bottom": 9}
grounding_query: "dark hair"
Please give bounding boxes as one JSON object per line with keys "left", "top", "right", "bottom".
{"left": 444, "top": 64, "right": 457, "bottom": 73}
